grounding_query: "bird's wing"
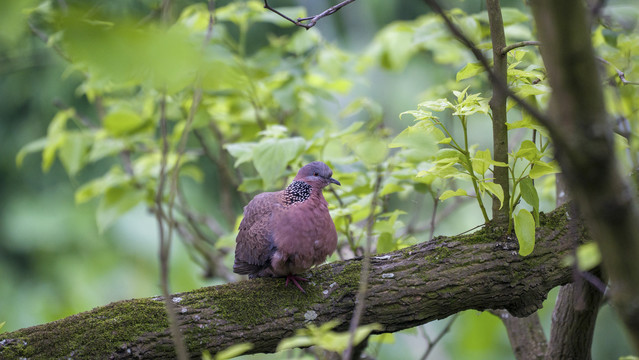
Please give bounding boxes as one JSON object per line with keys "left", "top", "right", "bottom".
{"left": 233, "top": 192, "right": 282, "bottom": 275}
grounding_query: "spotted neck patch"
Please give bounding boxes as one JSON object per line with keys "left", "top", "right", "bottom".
{"left": 284, "top": 181, "right": 312, "bottom": 205}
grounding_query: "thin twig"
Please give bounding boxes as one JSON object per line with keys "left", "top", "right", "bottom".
{"left": 419, "top": 314, "right": 459, "bottom": 360}
{"left": 343, "top": 167, "right": 384, "bottom": 360}
{"left": 428, "top": 194, "right": 439, "bottom": 241}
{"left": 263, "top": 0, "right": 358, "bottom": 29}
{"left": 597, "top": 57, "right": 639, "bottom": 86}
{"left": 501, "top": 40, "right": 541, "bottom": 56}
{"left": 155, "top": 96, "right": 189, "bottom": 360}
{"left": 329, "top": 187, "right": 357, "bottom": 255}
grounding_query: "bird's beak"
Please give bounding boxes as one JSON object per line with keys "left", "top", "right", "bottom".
{"left": 329, "top": 178, "right": 341, "bottom": 186}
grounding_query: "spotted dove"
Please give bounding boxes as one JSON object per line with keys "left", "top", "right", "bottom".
{"left": 233, "top": 161, "right": 340, "bottom": 292}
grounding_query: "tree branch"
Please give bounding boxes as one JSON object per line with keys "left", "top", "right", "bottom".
{"left": 263, "top": 0, "right": 358, "bottom": 29}
{"left": 0, "top": 206, "right": 585, "bottom": 358}
{"left": 530, "top": 0, "right": 639, "bottom": 352}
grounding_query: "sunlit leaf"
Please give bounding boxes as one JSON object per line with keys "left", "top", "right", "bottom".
{"left": 481, "top": 182, "right": 504, "bottom": 209}
{"left": 519, "top": 177, "right": 539, "bottom": 210}
{"left": 225, "top": 143, "right": 256, "bottom": 167}
{"left": 514, "top": 208, "right": 535, "bottom": 256}
{"left": 529, "top": 160, "right": 560, "bottom": 179}
{"left": 456, "top": 62, "right": 484, "bottom": 81}
{"left": 576, "top": 242, "right": 602, "bottom": 271}
{"left": 103, "top": 109, "right": 148, "bottom": 136}
{"left": 58, "top": 132, "right": 90, "bottom": 177}
{"left": 16, "top": 137, "right": 48, "bottom": 168}
{"left": 75, "top": 168, "right": 129, "bottom": 204}
{"left": 253, "top": 137, "right": 306, "bottom": 188}
{"left": 214, "top": 343, "right": 254, "bottom": 360}
{"left": 514, "top": 140, "right": 542, "bottom": 162}
{"left": 440, "top": 188, "right": 467, "bottom": 201}
{"left": 96, "top": 185, "right": 146, "bottom": 233}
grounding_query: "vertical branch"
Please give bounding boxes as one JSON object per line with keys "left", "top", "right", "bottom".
{"left": 485, "top": 2, "right": 547, "bottom": 359}
{"left": 342, "top": 167, "right": 383, "bottom": 360}
{"left": 545, "top": 174, "right": 605, "bottom": 359}
{"left": 486, "top": 0, "right": 510, "bottom": 224}
{"left": 155, "top": 95, "right": 189, "bottom": 360}
{"left": 531, "top": 0, "right": 639, "bottom": 351}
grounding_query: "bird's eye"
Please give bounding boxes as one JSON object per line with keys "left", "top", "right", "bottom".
{"left": 314, "top": 172, "right": 319, "bottom": 176}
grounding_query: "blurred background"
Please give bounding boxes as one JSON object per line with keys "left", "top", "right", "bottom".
{"left": 1, "top": 0, "right": 637, "bottom": 358}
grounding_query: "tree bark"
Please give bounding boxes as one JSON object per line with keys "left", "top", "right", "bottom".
{"left": 486, "top": 0, "right": 510, "bottom": 225}
{"left": 0, "top": 206, "right": 585, "bottom": 359}
{"left": 530, "top": 0, "right": 639, "bottom": 352}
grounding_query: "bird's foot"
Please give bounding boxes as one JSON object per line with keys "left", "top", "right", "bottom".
{"left": 285, "top": 275, "right": 308, "bottom": 293}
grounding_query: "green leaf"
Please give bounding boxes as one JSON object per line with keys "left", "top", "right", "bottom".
{"left": 252, "top": 137, "right": 306, "bottom": 188}
{"left": 576, "top": 242, "right": 601, "bottom": 271}
{"left": 75, "top": 168, "right": 129, "bottom": 204}
{"left": 514, "top": 208, "right": 535, "bottom": 256}
{"left": 456, "top": 62, "right": 484, "bottom": 81}
{"left": 214, "top": 343, "right": 254, "bottom": 360}
{"left": 388, "top": 120, "right": 442, "bottom": 162}
{"left": 519, "top": 177, "right": 539, "bottom": 210}
{"left": 376, "top": 232, "right": 396, "bottom": 254}
{"left": 353, "top": 137, "right": 388, "bottom": 166}
{"left": 440, "top": 188, "right": 467, "bottom": 201}
{"left": 379, "top": 182, "right": 405, "bottom": 197}
{"left": 224, "top": 142, "right": 256, "bottom": 167}
{"left": 0, "top": 321, "right": 5, "bottom": 332}
{"left": 103, "top": 109, "right": 147, "bottom": 136}
{"left": 96, "top": 185, "right": 146, "bottom": 233}
{"left": 16, "top": 137, "right": 48, "bottom": 168}
{"left": 58, "top": 132, "right": 90, "bottom": 177}
{"left": 471, "top": 149, "right": 495, "bottom": 176}
{"left": 88, "top": 136, "right": 127, "bottom": 163}
{"left": 389, "top": 120, "right": 443, "bottom": 149}
{"left": 514, "top": 140, "right": 542, "bottom": 162}
{"left": 418, "top": 98, "right": 453, "bottom": 112}
{"left": 481, "top": 182, "right": 504, "bottom": 209}
{"left": 180, "top": 164, "right": 204, "bottom": 183}
{"left": 529, "top": 160, "right": 560, "bottom": 179}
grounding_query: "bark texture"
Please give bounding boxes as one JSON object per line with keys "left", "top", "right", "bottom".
{"left": 531, "top": 0, "right": 639, "bottom": 351}
{"left": 0, "top": 207, "right": 585, "bottom": 359}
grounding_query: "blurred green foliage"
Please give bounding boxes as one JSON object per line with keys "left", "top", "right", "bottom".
{"left": 2, "top": 0, "right": 638, "bottom": 359}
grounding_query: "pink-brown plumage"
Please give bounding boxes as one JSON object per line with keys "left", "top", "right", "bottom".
{"left": 233, "top": 162, "right": 340, "bottom": 292}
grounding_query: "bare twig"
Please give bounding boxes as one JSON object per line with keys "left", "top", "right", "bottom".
{"left": 501, "top": 41, "right": 541, "bottom": 56}
{"left": 263, "top": 0, "right": 358, "bottom": 29}
{"left": 597, "top": 57, "right": 639, "bottom": 86}
{"left": 428, "top": 195, "right": 439, "bottom": 241}
{"left": 343, "top": 167, "right": 384, "bottom": 360}
{"left": 155, "top": 96, "right": 189, "bottom": 360}
{"left": 419, "top": 314, "right": 459, "bottom": 360}
{"left": 329, "top": 187, "right": 357, "bottom": 255}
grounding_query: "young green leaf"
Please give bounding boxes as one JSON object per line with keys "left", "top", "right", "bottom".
{"left": 440, "top": 188, "right": 467, "bottom": 201}
{"left": 514, "top": 140, "right": 542, "bottom": 162}
{"left": 96, "top": 185, "right": 146, "bottom": 233}
{"left": 576, "top": 242, "right": 602, "bottom": 271}
{"left": 252, "top": 137, "right": 306, "bottom": 188}
{"left": 519, "top": 177, "right": 539, "bottom": 210}
{"left": 481, "top": 182, "right": 504, "bottom": 209}
{"left": 456, "top": 62, "right": 484, "bottom": 81}
{"left": 529, "top": 160, "right": 560, "bottom": 179}
{"left": 213, "top": 343, "right": 254, "bottom": 360}
{"left": 514, "top": 208, "right": 535, "bottom": 256}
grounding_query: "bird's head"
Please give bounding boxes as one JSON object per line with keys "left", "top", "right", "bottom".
{"left": 294, "top": 161, "right": 341, "bottom": 188}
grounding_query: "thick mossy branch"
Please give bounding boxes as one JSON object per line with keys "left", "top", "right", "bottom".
{"left": 0, "top": 205, "right": 585, "bottom": 359}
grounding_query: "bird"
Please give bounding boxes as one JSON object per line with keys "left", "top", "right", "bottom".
{"left": 233, "top": 161, "right": 340, "bottom": 293}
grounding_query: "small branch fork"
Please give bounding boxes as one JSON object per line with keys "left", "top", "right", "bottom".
{"left": 263, "top": 0, "right": 357, "bottom": 29}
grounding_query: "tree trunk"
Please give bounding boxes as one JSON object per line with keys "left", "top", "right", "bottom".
{"left": 531, "top": 0, "right": 639, "bottom": 352}
{"left": 0, "top": 206, "right": 585, "bottom": 359}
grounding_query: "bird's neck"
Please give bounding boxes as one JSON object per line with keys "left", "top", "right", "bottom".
{"left": 283, "top": 181, "right": 312, "bottom": 205}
